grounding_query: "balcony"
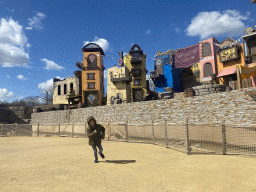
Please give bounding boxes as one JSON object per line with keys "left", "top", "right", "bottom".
{"left": 130, "top": 67, "right": 142, "bottom": 76}
{"left": 110, "top": 74, "right": 132, "bottom": 83}
{"left": 131, "top": 57, "right": 142, "bottom": 64}
{"left": 150, "top": 70, "right": 160, "bottom": 79}
{"left": 245, "top": 55, "right": 256, "bottom": 64}
{"left": 83, "top": 66, "right": 101, "bottom": 70}
{"left": 130, "top": 53, "right": 143, "bottom": 64}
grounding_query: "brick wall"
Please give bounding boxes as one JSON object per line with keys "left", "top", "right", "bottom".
{"left": 31, "top": 88, "right": 256, "bottom": 125}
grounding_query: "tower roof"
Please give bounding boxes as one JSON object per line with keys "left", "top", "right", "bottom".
{"left": 82, "top": 43, "right": 105, "bottom": 56}
{"left": 129, "top": 44, "right": 143, "bottom": 54}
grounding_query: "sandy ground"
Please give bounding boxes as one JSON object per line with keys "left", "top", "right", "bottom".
{"left": 1, "top": 137, "right": 256, "bottom": 192}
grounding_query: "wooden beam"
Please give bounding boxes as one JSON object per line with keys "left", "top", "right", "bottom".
{"left": 236, "top": 64, "right": 241, "bottom": 90}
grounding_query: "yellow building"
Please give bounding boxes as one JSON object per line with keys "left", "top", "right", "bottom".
{"left": 181, "top": 62, "right": 201, "bottom": 89}
{"left": 107, "top": 66, "right": 132, "bottom": 105}
{"left": 53, "top": 76, "right": 79, "bottom": 105}
{"left": 79, "top": 43, "right": 105, "bottom": 107}
{"left": 216, "top": 39, "right": 245, "bottom": 86}
{"left": 123, "top": 44, "right": 147, "bottom": 102}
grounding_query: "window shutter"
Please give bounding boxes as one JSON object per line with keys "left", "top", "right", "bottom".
{"left": 202, "top": 42, "right": 212, "bottom": 57}
{"left": 203, "top": 63, "right": 213, "bottom": 77}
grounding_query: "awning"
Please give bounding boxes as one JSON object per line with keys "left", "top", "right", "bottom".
{"left": 217, "top": 66, "right": 236, "bottom": 77}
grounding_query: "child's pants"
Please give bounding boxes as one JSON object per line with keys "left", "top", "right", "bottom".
{"left": 92, "top": 145, "right": 103, "bottom": 161}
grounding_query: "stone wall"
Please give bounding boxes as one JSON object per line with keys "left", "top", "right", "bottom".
{"left": 0, "top": 106, "right": 32, "bottom": 124}
{"left": 31, "top": 88, "right": 256, "bottom": 125}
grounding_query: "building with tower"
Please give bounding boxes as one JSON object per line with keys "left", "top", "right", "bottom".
{"left": 75, "top": 43, "right": 105, "bottom": 107}
{"left": 123, "top": 44, "right": 147, "bottom": 102}
{"left": 150, "top": 49, "right": 182, "bottom": 96}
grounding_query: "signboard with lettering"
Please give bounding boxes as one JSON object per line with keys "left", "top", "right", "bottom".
{"left": 219, "top": 47, "right": 239, "bottom": 63}
{"left": 174, "top": 44, "right": 200, "bottom": 68}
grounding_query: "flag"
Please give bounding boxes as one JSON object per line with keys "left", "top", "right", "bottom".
{"left": 239, "top": 64, "right": 256, "bottom": 79}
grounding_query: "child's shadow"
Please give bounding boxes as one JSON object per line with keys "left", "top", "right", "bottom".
{"left": 101, "top": 160, "right": 136, "bottom": 164}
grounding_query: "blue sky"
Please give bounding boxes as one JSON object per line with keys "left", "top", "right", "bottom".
{"left": 0, "top": 0, "right": 255, "bottom": 102}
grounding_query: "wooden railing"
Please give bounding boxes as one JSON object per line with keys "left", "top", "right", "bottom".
{"left": 229, "top": 78, "right": 253, "bottom": 90}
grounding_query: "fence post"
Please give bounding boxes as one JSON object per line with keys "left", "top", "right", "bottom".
{"left": 15, "top": 123, "right": 18, "bottom": 137}
{"left": 108, "top": 123, "right": 111, "bottom": 141}
{"left": 37, "top": 123, "right": 39, "bottom": 137}
{"left": 125, "top": 122, "right": 128, "bottom": 141}
{"left": 85, "top": 122, "right": 87, "bottom": 138}
{"left": 72, "top": 122, "right": 74, "bottom": 138}
{"left": 0, "top": 123, "right": 2, "bottom": 135}
{"left": 222, "top": 124, "right": 227, "bottom": 155}
{"left": 58, "top": 123, "right": 60, "bottom": 137}
{"left": 152, "top": 120, "right": 155, "bottom": 144}
{"left": 165, "top": 120, "right": 168, "bottom": 147}
{"left": 185, "top": 119, "right": 190, "bottom": 155}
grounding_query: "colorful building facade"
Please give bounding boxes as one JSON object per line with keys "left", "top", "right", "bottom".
{"left": 124, "top": 44, "right": 147, "bottom": 102}
{"left": 107, "top": 66, "right": 132, "bottom": 105}
{"left": 75, "top": 43, "right": 105, "bottom": 107}
{"left": 199, "top": 37, "right": 219, "bottom": 83}
{"left": 181, "top": 62, "right": 201, "bottom": 90}
{"left": 150, "top": 49, "right": 182, "bottom": 93}
{"left": 242, "top": 26, "right": 256, "bottom": 65}
{"left": 216, "top": 38, "right": 245, "bottom": 86}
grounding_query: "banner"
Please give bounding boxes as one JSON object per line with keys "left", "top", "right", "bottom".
{"left": 239, "top": 64, "right": 256, "bottom": 79}
{"left": 174, "top": 44, "right": 200, "bottom": 68}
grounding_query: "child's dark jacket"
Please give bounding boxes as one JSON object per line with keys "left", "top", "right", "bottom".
{"left": 87, "top": 116, "right": 105, "bottom": 146}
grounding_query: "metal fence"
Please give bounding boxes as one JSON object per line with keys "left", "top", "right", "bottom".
{"left": 1, "top": 122, "right": 256, "bottom": 156}
{"left": 0, "top": 124, "right": 32, "bottom": 136}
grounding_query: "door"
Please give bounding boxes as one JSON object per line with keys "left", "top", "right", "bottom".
{"left": 133, "top": 88, "right": 143, "bottom": 102}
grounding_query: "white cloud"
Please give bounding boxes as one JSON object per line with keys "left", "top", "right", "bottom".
{"left": 7, "top": 75, "right": 10, "bottom": 78}
{"left": 41, "top": 58, "right": 65, "bottom": 70}
{"left": 26, "top": 12, "right": 46, "bottom": 30}
{"left": 146, "top": 30, "right": 151, "bottom": 35}
{"left": 0, "top": 18, "right": 30, "bottom": 67}
{"left": 0, "top": 88, "right": 14, "bottom": 102}
{"left": 186, "top": 10, "right": 250, "bottom": 39}
{"left": 17, "top": 74, "right": 26, "bottom": 80}
{"left": 56, "top": 76, "right": 64, "bottom": 80}
{"left": 84, "top": 36, "right": 110, "bottom": 52}
{"left": 104, "top": 70, "right": 108, "bottom": 79}
{"left": 38, "top": 78, "right": 53, "bottom": 91}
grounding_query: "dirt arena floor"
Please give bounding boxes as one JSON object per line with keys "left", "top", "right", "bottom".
{"left": 1, "top": 137, "right": 256, "bottom": 192}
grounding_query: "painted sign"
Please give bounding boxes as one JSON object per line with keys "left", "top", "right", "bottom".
{"left": 219, "top": 47, "right": 239, "bottom": 63}
{"left": 174, "top": 44, "right": 200, "bottom": 68}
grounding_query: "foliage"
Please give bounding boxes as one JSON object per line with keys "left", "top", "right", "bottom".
{"left": 38, "top": 84, "right": 53, "bottom": 104}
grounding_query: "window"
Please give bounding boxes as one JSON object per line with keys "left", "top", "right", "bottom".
{"left": 64, "top": 84, "right": 67, "bottom": 94}
{"left": 131, "top": 44, "right": 141, "bottom": 51}
{"left": 131, "top": 52, "right": 141, "bottom": 59}
{"left": 202, "top": 42, "right": 212, "bottom": 57}
{"left": 58, "top": 85, "right": 61, "bottom": 95}
{"left": 164, "top": 58, "right": 170, "bottom": 65}
{"left": 203, "top": 63, "right": 213, "bottom": 77}
{"left": 87, "top": 82, "right": 95, "bottom": 89}
{"left": 87, "top": 73, "right": 95, "bottom": 80}
{"left": 70, "top": 83, "right": 73, "bottom": 93}
{"left": 87, "top": 54, "right": 97, "bottom": 69}
{"left": 134, "top": 79, "right": 140, "bottom": 86}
